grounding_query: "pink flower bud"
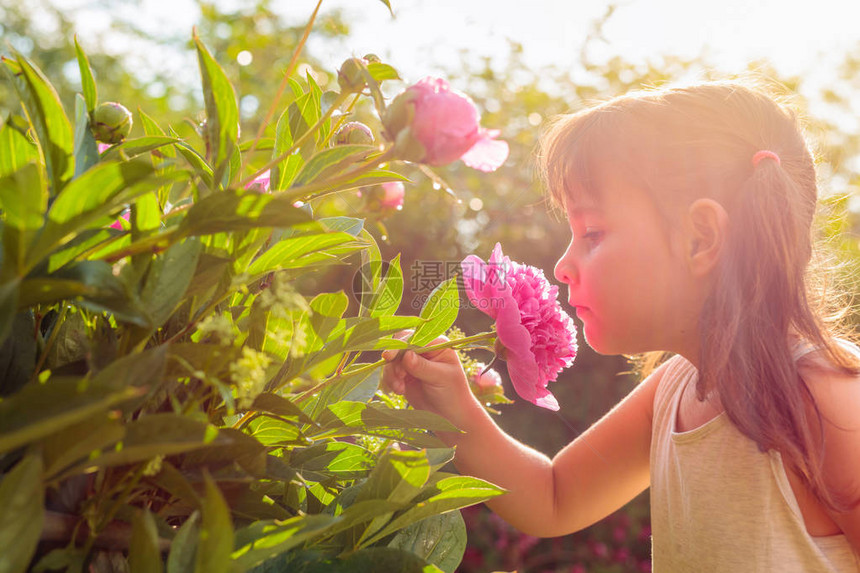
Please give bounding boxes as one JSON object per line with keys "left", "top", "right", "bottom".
{"left": 337, "top": 57, "right": 368, "bottom": 94}
{"left": 91, "top": 102, "right": 133, "bottom": 144}
{"left": 382, "top": 77, "right": 509, "bottom": 172}
{"left": 471, "top": 363, "right": 502, "bottom": 389}
{"left": 334, "top": 121, "right": 374, "bottom": 146}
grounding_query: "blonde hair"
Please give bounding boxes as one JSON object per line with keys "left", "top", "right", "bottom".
{"left": 539, "top": 80, "right": 859, "bottom": 510}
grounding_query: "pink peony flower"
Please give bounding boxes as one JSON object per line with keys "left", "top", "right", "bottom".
{"left": 461, "top": 243, "right": 577, "bottom": 410}
{"left": 380, "top": 181, "right": 405, "bottom": 210}
{"left": 383, "top": 77, "right": 509, "bottom": 172}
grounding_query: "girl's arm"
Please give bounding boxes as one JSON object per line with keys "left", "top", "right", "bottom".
{"left": 381, "top": 343, "right": 667, "bottom": 537}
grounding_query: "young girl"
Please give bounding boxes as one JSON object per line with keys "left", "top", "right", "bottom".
{"left": 382, "top": 81, "right": 860, "bottom": 571}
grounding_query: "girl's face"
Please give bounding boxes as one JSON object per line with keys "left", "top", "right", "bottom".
{"left": 553, "top": 170, "right": 703, "bottom": 357}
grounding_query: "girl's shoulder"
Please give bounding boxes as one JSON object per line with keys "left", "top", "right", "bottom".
{"left": 794, "top": 338, "right": 860, "bottom": 547}
{"left": 795, "top": 338, "right": 860, "bottom": 429}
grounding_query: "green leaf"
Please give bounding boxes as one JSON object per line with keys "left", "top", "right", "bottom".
{"left": 195, "top": 474, "right": 234, "bottom": 573}
{"left": 289, "top": 442, "right": 374, "bottom": 479}
{"left": 2, "top": 55, "right": 73, "bottom": 194}
{"left": 387, "top": 513, "right": 465, "bottom": 573}
{"left": 129, "top": 509, "right": 164, "bottom": 573}
{"left": 304, "top": 371, "right": 381, "bottom": 423}
{"left": 0, "top": 279, "right": 20, "bottom": 348}
{"left": 308, "top": 291, "right": 349, "bottom": 345}
{"left": 324, "top": 168, "right": 410, "bottom": 195}
{"left": 194, "top": 35, "right": 239, "bottom": 188}
{"left": 288, "top": 92, "right": 320, "bottom": 159}
{"left": 47, "top": 159, "right": 155, "bottom": 226}
{"left": 19, "top": 260, "right": 150, "bottom": 327}
{"left": 0, "top": 454, "right": 44, "bottom": 573}
{"left": 367, "top": 62, "right": 401, "bottom": 82}
{"left": 0, "top": 377, "right": 143, "bottom": 455}
{"left": 319, "top": 402, "right": 459, "bottom": 435}
{"left": 0, "top": 120, "right": 39, "bottom": 179}
{"left": 74, "top": 37, "right": 97, "bottom": 112}
{"left": 251, "top": 392, "right": 315, "bottom": 425}
{"left": 291, "top": 145, "right": 375, "bottom": 188}
{"left": 179, "top": 189, "right": 313, "bottom": 237}
{"left": 270, "top": 106, "right": 304, "bottom": 192}
{"left": 167, "top": 512, "right": 199, "bottom": 573}
{"left": 352, "top": 548, "right": 443, "bottom": 573}
{"left": 319, "top": 216, "right": 365, "bottom": 237}
{"left": 101, "top": 135, "right": 183, "bottom": 160}
{"left": 28, "top": 159, "right": 166, "bottom": 268}
{"left": 362, "top": 475, "right": 505, "bottom": 547}
{"left": 246, "top": 232, "right": 364, "bottom": 276}
{"left": 175, "top": 140, "right": 214, "bottom": 189}
{"left": 410, "top": 277, "right": 460, "bottom": 346}
{"left": 354, "top": 450, "right": 431, "bottom": 543}
{"left": 247, "top": 416, "right": 304, "bottom": 447}
{"left": 42, "top": 228, "right": 115, "bottom": 273}
{"left": 369, "top": 254, "right": 403, "bottom": 317}
{"left": 78, "top": 414, "right": 223, "bottom": 471}
{"left": 139, "top": 238, "right": 202, "bottom": 326}
{"left": 133, "top": 191, "right": 161, "bottom": 232}
{"left": 41, "top": 413, "right": 125, "bottom": 479}
{"left": 73, "top": 94, "right": 100, "bottom": 178}
{"left": 0, "top": 162, "right": 44, "bottom": 231}
{"left": 232, "top": 515, "right": 337, "bottom": 571}
{"left": 0, "top": 310, "right": 36, "bottom": 397}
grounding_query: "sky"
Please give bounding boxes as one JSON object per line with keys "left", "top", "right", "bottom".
{"left": 59, "top": 0, "right": 860, "bottom": 87}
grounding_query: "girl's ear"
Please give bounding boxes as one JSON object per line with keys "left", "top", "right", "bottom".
{"left": 685, "top": 198, "right": 729, "bottom": 277}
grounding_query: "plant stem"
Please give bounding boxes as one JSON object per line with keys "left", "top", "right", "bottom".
{"left": 294, "top": 330, "right": 496, "bottom": 402}
{"left": 246, "top": 0, "right": 324, "bottom": 158}
{"left": 28, "top": 304, "right": 68, "bottom": 385}
{"left": 99, "top": 229, "right": 179, "bottom": 263}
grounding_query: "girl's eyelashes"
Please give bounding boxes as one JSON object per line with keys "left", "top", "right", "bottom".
{"left": 581, "top": 227, "right": 604, "bottom": 248}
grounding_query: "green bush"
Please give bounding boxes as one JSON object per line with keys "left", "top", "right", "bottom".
{"left": 0, "top": 17, "right": 506, "bottom": 573}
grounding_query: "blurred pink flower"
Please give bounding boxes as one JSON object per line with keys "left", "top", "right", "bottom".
{"left": 461, "top": 243, "right": 577, "bottom": 410}
{"left": 246, "top": 170, "right": 271, "bottom": 193}
{"left": 110, "top": 209, "right": 130, "bottom": 230}
{"left": 97, "top": 142, "right": 112, "bottom": 153}
{"left": 380, "top": 181, "right": 405, "bottom": 210}
{"left": 384, "top": 77, "right": 508, "bottom": 172}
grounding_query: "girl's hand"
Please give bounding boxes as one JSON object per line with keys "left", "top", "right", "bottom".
{"left": 380, "top": 335, "right": 481, "bottom": 432}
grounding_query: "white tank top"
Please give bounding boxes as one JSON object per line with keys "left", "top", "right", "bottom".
{"left": 649, "top": 342, "right": 860, "bottom": 572}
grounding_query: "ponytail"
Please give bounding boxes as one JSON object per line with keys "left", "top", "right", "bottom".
{"left": 700, "top": 149, "right": 856, "bottom": 511}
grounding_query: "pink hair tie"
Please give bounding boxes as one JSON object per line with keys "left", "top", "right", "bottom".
{"left": 752, "top": 150, "right": 780, "bottom": 167}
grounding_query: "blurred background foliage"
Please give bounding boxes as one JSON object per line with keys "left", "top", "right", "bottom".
{"left": 3, "top": 0, "right": 860, "bottom": 570}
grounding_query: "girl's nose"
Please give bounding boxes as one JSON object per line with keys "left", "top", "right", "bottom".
{"left": 554, "top": 246, "right": 577, "bottom": 286}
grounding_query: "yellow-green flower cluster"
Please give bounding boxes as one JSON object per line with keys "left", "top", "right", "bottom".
{"left": 446, "top": 325, "right": 480, "bottom": 374}
{"left": 142, "top": 454, "right": 164, "bottom": 477}
{"left": 196, "top": 313, "right": 234, "bottom": 345}
{"left": 231, "top": 347, "right": 273, "bottom": 408}
{"left": 259, "top": 274, "right": 310, "bottom": 316}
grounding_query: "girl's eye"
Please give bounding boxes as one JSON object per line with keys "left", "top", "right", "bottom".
{"left": 582, "top": 228, "right": 604, "bottom": 247}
